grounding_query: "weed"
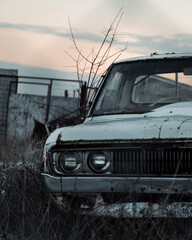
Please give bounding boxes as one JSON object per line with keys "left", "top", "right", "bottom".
{"left": 1, "top": 140, "right": 192, "bottom": 239}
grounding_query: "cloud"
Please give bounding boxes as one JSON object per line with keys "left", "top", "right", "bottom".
{"left": 1, "top": 22, "right": 192, "bottom": 56}
{"left": 121, "top": 33, "right": 192, "bottom": 55}
{"left": 0, "top": 22, "right": 104, "bottom": 43}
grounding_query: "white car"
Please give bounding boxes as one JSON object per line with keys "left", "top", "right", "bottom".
{"left": 42, "top": 53, "right": 192, "bottom": 217}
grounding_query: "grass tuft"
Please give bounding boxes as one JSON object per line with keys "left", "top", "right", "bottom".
{"left": 1, "top": 140, "right": 192, "bottom": 239}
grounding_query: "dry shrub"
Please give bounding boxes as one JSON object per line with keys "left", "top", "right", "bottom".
{"left": 1, "top": 140, "right": 192, "bottom": 239}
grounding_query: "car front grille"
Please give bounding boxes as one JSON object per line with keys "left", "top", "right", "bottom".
{"left": 113, "top": 147, "right": 192, "bottom": 175}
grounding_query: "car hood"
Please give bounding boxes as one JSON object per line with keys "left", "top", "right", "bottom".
{"left": 46, "top": 102, "right": 192, "bottom": 146}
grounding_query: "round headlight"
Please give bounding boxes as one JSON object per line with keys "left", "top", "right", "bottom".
{"left": 88, "top": 151, "right": 110, "bottom": 173}
{"left": 59, "top": 152, "right": 81, "bottom": 173}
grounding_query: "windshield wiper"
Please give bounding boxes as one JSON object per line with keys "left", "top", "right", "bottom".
{"left": 112, "top": 110, "right": 152, "bottom": 114}
{"left": 93, "top": 109, "right": 152, "bottom": 116}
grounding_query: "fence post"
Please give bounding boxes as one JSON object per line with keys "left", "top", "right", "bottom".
{"left": 80, "top": 82, "right": 87, "bottom": 119}
{"left": 45, "top": 80, "right": 53, "bottom": 123}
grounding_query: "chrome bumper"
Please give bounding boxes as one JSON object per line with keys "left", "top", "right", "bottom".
{"left": 42, "top": 173, "right": 192, "bottom": 194}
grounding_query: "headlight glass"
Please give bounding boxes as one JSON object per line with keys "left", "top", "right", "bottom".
{"left": 59, "top": 152, "right": 81, "bottom": 173}
{"left": 88, "top": 151, "right": 110, "bottom": 173}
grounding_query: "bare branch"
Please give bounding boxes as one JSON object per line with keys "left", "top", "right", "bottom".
{"left": 65, "top": 8, "right": 126, "bottom": 113}
{"left": 68, "top": 17, "right": 92, "bottom": 64}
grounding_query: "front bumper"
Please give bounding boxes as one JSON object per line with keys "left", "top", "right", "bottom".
{"left": 42, "top": 173, "right": 192, "bottom": 194}
{"left": 42, "top": 174, "right": 192, "bottom": 217}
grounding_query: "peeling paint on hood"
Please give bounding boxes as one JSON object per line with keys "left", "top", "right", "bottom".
{"left": 45, "top": 128, "right": 62, "bottom": 149}
{"left": 46, "top": 102, "right": 192, "bottom": 146}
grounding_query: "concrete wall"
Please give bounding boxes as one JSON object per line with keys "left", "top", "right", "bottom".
{"left": 0, "top": 69, "right": 18, "bottom": 141}
{"left": 7, "top": 94, "right": 46, "bottom": 139}
{"left": 48, "top": 95, "right": 79, "bottom": 122}
{"left": 7, "top": 93, "right": 79, "bottom": 139}
{"left": 0, "top": 68, "right": 80, "bottom": 140}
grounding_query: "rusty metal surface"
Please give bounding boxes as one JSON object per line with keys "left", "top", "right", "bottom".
{"left": 42, "top": 53, "right": 192, "bottom": 218}
{"left": 45, "top": 102, "right": 192, "bottom": 147}
{"left": 52, "top": 193, "right": 192, "bottom": 218}
{"left": 42, "top": 174, "right": 192, "bottom": 194}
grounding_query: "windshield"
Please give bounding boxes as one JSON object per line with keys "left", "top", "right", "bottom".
{"left": 90, "top": 58, "right": 192, "bottom": 116}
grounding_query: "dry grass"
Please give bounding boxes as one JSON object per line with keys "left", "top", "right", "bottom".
{"left": 0, "top": 140, "right": 192, "bottom": 239}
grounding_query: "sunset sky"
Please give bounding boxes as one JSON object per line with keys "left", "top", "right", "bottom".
{"left": 1, "top": 0, "right": 192, "bottom": 79}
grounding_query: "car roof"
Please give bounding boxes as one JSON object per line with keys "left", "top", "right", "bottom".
{"left": 115, "top": 52, "right": 192, "bottom": 64}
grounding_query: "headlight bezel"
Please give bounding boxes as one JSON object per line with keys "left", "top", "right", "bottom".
{"left": 59, "top": 151, "right": 81, "bottom": 173}
{"left": 49, "top": 148, "right": 111, "bottom": 175}
{"left": 88, "top": 151, "right": 110, "bottom": 173}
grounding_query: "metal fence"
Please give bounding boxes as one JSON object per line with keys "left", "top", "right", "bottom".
{"left": 14, "top": 75, "right": 82, "bottom": 123}
{"left": 16, "top": 75, "right": 82, "bottom": 98}
{"left": 0, "top": 71, "right": 99, "bottom": 140}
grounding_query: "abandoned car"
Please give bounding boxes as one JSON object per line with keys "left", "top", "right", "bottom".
{"left": 42, "top": 53, "right": 192, "bottom": 217}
